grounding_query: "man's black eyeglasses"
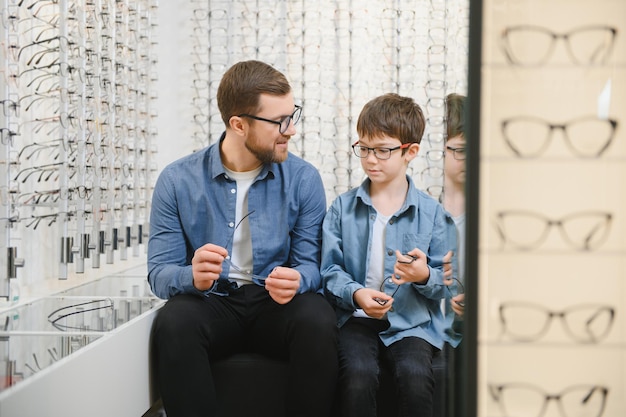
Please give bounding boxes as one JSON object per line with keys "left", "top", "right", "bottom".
{"left": 237, "top": 105, "right": 302, "bottom": 134}
{"left": 446, "top": 146, "right": 466, "bottom": 160}
{"left": 352, "top": 141, "right": 412, "bottom": 160}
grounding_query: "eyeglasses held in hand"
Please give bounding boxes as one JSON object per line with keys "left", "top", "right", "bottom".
{"left": 373, "top": 254, "right": 421, "bottom": 306}
{"left": 237, "top": 105, "right": 302, "bottom": 134}
{"left": 501, "top": 116, "right": 618, "bottom": 158}
{"left": 498, "top": 302, "right": 615, "bottom": 344}
{"left": 352, "top": 141, "right": 412, "bottom": 160}
{"left": 446, "top": 277, "right": 465, "bottom": 306}
{"left": 374, "top": 276, "right": 401, "bottom": 306}
{"left": 489, "top": 383, "right": 609, "bottom": 417}
{"left": 222, "top": 210, "right": 267, "bottom": 283}
{"left": 500, "top": 25, "right": 617, "bottom": 66}
{"left": 495, "top": 210, "right": 612, "bottom": 251}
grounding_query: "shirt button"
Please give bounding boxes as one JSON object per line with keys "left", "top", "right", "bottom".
{"left": 387, "top": 250, "right": 393, "bottom": 256}
{"left": 389, "top": 219, "right": 394, "bottom": 225}
{"left": 228, "top": 222, "right": 235, "bottom": 228}
{"left": 230, "top": 189, "right": 236, "bottom": 194}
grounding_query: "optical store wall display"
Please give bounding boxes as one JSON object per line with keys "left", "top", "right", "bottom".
{"left": 479, "top": 0, "right": 625, "bottom": 416}
{"left": 0, "top": 0, "right": 158, "bottom": 298}
{"left": 0, "top": 0, "right": 472, "bottom": 299}
{"left": 187, "top": 0, "right": 469, "bottom": 205}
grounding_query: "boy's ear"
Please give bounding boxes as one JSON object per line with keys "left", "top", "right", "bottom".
{"left": 405, "top": 142, "right": 420, "bottom": 160}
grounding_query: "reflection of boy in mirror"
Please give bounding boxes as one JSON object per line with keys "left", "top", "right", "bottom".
{"left": 443, "top": 93, "right": 466, "bottom": 317}
{"left": 321, "top": 93, "right": 459, "bottom": 417}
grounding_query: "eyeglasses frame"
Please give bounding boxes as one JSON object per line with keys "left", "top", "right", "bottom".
{"left": 237, "top": 104, "right": 302, "bottom": 134}
{"left": 352, "top": 141, "right": 413, "bottom": 160}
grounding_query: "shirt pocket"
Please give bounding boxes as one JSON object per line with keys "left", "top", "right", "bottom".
{"left": 402, "top": 233, "right": 431, "bottom": 255}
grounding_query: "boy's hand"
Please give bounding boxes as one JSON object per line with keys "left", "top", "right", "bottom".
{"left": 353, "top": 288, "right": 393, "bottom": 319}
{"left": 391, "top": 248, "right": 430, "bottom": 285}
{"left": 451, "top": 294, "right": 465, "bottom": 317}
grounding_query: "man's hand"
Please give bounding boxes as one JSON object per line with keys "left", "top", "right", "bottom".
{"left": 191, "top": 244, "right": 228, "bottom": 291}
{"left": 265, "top": 266, "right": 301, "bottom": 304}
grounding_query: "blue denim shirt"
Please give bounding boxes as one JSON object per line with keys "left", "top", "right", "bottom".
{"left": 321, "top": 176, "right": 460, "bottom": 348}
{"left": 147, "top": 136, "right": 327, "bottom": 299}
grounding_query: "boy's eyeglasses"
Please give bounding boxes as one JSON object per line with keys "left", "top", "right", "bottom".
{"left": 446, "top": 146, "right": 466, "bottom": 160}
{"left": 237, "top": 105, "right": 302, "bottom": 134}
{"left": 352, "top": 141, "right": 412, "bottom": 160}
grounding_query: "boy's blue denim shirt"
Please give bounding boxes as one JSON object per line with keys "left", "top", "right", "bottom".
{"left": 321, "top": 176, "right": 461, "bottom": 348}
{"left": 147, "top": 135, "right": 327, "bottom": 299}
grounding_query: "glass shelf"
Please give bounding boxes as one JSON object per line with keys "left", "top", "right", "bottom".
{"left": 0, "top": 275, "right": 164, "bottom": 394}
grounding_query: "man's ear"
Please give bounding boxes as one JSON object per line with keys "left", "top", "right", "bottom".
{"left": 229, "top": 116, "right": 247, "bottom": 135}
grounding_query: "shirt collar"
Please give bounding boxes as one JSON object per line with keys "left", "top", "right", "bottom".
{"left": 356, "top": 175, "right": 420, "bottom": 215}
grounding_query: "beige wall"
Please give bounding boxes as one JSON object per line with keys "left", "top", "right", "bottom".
{"left": 478, "top": 0, "right": 626, "bottom": 416}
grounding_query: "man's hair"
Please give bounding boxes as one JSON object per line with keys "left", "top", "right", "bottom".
{"left": 217, "top": 60, "right": 291, "bottom": 126}
{"left": 445, "top": 93, "right": 466, "bottom": 141}
{"left": 356, "top": 93, "right": 425, "bottom": 146}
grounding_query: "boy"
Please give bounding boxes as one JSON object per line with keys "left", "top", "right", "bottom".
{"left": 321, "top": 93, "right": 458, "bottom": 417}
{"left": 443, "top": 92, "right": 467, "bottom": 317}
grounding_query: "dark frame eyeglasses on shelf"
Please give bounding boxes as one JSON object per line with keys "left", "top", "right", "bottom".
{"left": 501, "top": 116, "right": 618, "bottom": 158}
{"left": 494, "top": 210, "right": 613, "bottom": 251}
{"left": 489, "top": 383, "right": 609, "bottom": 417}
{"left": 500, "top": 24, "right": 618, "bottom": 66}
{"left": 498, "top": 301, "right": 615, "bottom": 344}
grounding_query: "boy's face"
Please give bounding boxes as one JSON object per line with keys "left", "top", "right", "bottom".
{"left": 444, "top": 134, "right": 466, "bottom": 186}
{"left": 357, "top": 135, "right": 418, "bottom": 185}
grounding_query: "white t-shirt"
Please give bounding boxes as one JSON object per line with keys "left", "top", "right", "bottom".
{"left": 224, "top": 165, "right": 263, "bottom": 286}
{"left": 353, "top": 212, "right": 390, "bottom": 318}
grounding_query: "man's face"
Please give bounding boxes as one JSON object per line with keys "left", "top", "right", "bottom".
{"left": 244, "top": 93, "right": 297, "bottom": 164}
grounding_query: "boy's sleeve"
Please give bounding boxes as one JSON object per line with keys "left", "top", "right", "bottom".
{"left": 320, "top": 200, "right": 363, "bottom": 311}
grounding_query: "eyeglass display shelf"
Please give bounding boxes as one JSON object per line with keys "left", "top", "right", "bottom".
{"left": 0, "top": 267, "right": 164, "bottom": 417}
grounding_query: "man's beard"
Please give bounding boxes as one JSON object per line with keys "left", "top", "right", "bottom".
{"left": 245, "top": 134, "right": 288, "bottom": 164}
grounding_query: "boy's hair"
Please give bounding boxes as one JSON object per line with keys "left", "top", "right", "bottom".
{"left": 445, "top": 93, "right": 466, "bottom": 141}
{"left": 356, "top": 93, "right": 425, "bottom": 146}
{"left": 217, "top": 60, "right": 292, "bottom": 126}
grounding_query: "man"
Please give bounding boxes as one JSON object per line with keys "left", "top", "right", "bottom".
{"left": 148, "top": 60, "right": 338, "bottom": 417}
